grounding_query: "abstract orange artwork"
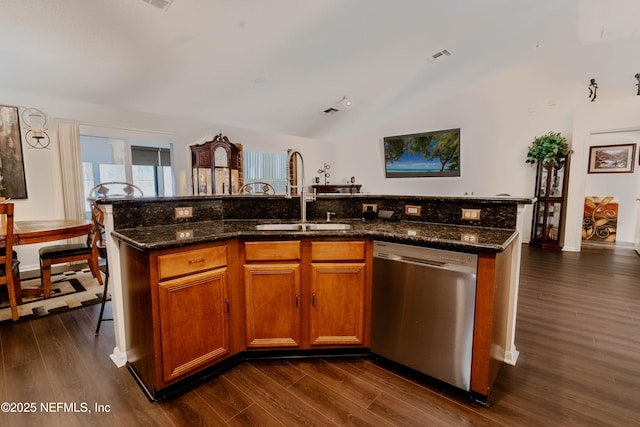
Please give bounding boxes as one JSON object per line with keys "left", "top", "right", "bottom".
{"left": 582, "top": 196, "right": 618, "bottom": 242}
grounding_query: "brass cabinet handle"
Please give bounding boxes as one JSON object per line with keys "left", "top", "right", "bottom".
{"left": 188, "top": 258, "right": 205, "bottom": 264}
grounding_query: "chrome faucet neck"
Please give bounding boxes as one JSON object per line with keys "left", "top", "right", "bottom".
{"left": 285, "top": 149, "right": 313, "bottom": 223}
{"left": 286, "top": 149, "right": 305, "bottom": 198}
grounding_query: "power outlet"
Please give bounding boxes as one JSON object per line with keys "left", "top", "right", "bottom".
{"left": 176, "top": 229, "right": 194, "bottom": 240}
{"left": 175, "top": 207, "right": 193, "bottom": 219}
{"left": 362, "top": 203, "right": 378, "bottom": 213}
{"left": 461, "top": 208, "right": 481, "bottom": 220}
{"left": 404, "top": 205, "right": 422, "bottom": 216}
{"left": 461, "top": 233, "right": 478, "bottom": 243}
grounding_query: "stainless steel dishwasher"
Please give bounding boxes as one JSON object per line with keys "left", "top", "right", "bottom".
{"left": 371, "top": 240, "right": 478, "bottom": 391}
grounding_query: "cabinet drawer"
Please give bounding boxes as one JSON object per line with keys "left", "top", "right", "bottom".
{"left": 158, "top": 246, "right": 227, "bottom": 280}
{"left": 245, "top": 241, "right": 301, "bottom": 261}
{"left": 311, "top": 241, "right": 365, "bottom": 261}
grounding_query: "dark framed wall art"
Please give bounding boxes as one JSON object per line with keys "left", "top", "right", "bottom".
{"left": 587, "top": 143, "right": 636, "bottom": 174}
{"left": 0, "top": 105, "right": 28, "bottom": 198}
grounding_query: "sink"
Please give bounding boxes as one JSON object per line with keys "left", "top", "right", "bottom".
{"left": 307, "top": 223, "right": 351, "bottom": 230}
{"left": 254, "top": 223, "right": 351, "bottom": 231}
{"left": 254, "top": 223, "right": 305, "bottom": 231}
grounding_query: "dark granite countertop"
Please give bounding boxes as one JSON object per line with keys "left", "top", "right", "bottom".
{"left": 98, "top": 194, "right": 533, "bottom": 205}
{"left": 112, "top": 219, "right": 518, "bottom": 254}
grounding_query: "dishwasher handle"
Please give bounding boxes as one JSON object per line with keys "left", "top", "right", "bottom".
{"left": 377, "top": 252, "right": 446, "bottom": 268}
{"left": 374, "top": 251, "right": 477, "bottom": 275}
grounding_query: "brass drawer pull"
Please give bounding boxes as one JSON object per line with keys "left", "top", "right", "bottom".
{"left": 188, "top": 258, "right": 205, "bottom": 264}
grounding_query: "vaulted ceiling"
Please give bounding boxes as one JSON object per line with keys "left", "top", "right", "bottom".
{"left": 1, "top": 0, "right": 639, "bottom": 139}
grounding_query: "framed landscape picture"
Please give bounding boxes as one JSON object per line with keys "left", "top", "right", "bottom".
{"left": 0, "top": 105, "right": 28, "bottom": 199}
{"left": 587, "top": 143, "right": 635, "bottom": 174}
{"left": 383, "top": 128, "right": 460, "bottom": 178}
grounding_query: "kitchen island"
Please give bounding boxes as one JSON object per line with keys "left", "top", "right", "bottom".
{"left": 100, "top": 194, "right": 531, "bottom": 403}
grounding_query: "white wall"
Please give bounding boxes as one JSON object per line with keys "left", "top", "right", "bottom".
{"left": 331, "top": 54, "right": 581, "bottom": 242}
{"left": 330, "top": 49, "right": 640, "bottom": 248}
{"left": 565, "top": 97, "right": 640, "bottom": 251}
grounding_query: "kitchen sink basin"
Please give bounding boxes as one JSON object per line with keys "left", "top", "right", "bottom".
{"left": 254, "top": 223, "right": 352, "bottom": 231}
{"left": 254, "top": 223, "right": 305, "bottom": 231}
{"left": 307, "top": 223, "right": 351, "bottom": 230}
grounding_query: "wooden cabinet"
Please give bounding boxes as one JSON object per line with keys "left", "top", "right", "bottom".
{"left": 158, "top": 267, "right": 230, "bottom": 382}
{"left": 243, "top": 241, "right": 301, "bottom": 348}
{"left": 121, "top": 236, "right": 370, "bottom": 398}
{"left": 530, "top": 155, "right": 570, "bottom": 249}
{"left": 310, "top": 241, "right": 367, "bottom": 346}
{"left": 121, "top": 240, "right": 241, "bottom": 397}
{"left": 157, "top": 246, "right": 231, "bottom": 383}
{"left": 244, "top": 265, "right": 301, "bottom": 347}
{"left": 190, "top": 133, "right": 243, "bottom": 195}
{"left": 243, "top": 239, "right": 371, "bottom": 350}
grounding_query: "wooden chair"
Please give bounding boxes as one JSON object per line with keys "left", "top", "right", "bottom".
{"left": 1, "top": 203, "right": 22, "bottom": 321}
{"left": 88, "top": 182, "right": 143, "bottom": 334}
{"left": 87, "top": 181, "right": 144, "bottom": 201}
{"left": 92, "top": 206, "right": 111, "bottom": 334}
{"left": 39, "top": 211, "right": 104, "bottom": 298}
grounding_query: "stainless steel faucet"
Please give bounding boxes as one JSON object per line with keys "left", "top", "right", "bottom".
{"left": 285, "top": 149, "right": 315, "bottom": 224}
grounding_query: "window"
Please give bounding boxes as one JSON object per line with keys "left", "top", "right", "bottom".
{"left": 243, "top": 151, "right": 288, "bottom": 194}
{"left": 80, "top": 135, "right": 173, "bottom": 217}
{"left": 131, "top": 145, "right": 172, "bottom": 197}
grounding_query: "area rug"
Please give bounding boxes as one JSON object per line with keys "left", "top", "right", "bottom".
{"left": 0, "top": 268, "right": 108, "bottom": 323}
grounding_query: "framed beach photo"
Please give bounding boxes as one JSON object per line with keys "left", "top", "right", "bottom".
{"left": 587, "top": 143, "right": 635, "bottom": 174}
{"left": 383, "top": 128, "right": 460, "bottom": 178}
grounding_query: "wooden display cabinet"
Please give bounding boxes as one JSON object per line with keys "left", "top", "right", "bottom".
{"left": 191, "top": 133, "right": 243, "bottom": 195}
{"left": 530, "top": 155, "right": 570, "bottom": 249}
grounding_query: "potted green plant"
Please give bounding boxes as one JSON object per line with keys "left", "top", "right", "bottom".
{"left": 525, "top": 131, "right": 572, "bottom": 166}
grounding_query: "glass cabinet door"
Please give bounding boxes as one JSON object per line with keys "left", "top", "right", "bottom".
{"left": 530, "top": 155, "right": 569, "bottom": 249}
{"left": 194, "top": 167, "right": 212, "bottom": 195}
{"left": 536, "top": 166, "right": 549, "bottom": 197}
{"left": 549, "top": 163, "right": 566, "bottom": 197}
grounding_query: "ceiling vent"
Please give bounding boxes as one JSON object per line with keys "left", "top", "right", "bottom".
{"left": 428, "top": 49, "right": 451, "bottom": 63}
{"left": 323, "top": 107, "right": 340, "bottom": 116}
{"left": 141, "top": 0, "right": 174, "bottom": 11}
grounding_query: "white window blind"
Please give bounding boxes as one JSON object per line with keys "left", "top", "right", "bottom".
{"left": 243, "top": 151, "right": 287, "bottom": 194}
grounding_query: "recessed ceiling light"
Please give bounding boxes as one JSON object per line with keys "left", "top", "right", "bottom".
{"left": 339, "top": 96, "right": 353, "bottom": 108}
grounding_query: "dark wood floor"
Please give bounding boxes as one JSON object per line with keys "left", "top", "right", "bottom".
{"left": 1, "top": 244, "right": 639, "bottom": 426}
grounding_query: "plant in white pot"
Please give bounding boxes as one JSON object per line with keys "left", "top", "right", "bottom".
{"left": 525, "top": 131, "right": 572, "bottom": 166}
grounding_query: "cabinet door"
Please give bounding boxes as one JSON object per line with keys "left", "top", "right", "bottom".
{"left": 244, "top": 263, "right": 301, "bottom": 347}
{"left": 310, "top": 262, "right": 366, "bottom": 346}
{"left": 158, "top": 268, "right": 230, "bottom": 382}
